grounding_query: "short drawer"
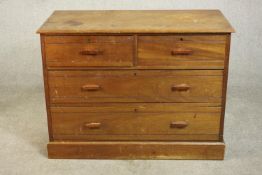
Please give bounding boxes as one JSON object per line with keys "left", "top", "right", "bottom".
{"left": 51, "top": 103, "right": 221, "bottom": 141}
{"left": 48, "top": 70, "right": 223, "bottom": 103}
{"left": 44, "top": 35, "right": 134, "bottom": 67}
{"left": 138, "top": 35, "right": 227, "bottom": 69}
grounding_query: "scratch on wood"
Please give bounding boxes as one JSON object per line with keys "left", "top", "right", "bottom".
{"left": 65, "top": 20, "right": 83, "bottom": 26}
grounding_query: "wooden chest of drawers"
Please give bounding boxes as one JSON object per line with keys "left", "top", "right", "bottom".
{"left": 37, "top": 10, "right": 234, "bottom": 159}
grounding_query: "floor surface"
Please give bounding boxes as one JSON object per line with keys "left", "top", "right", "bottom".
{"left": 0, "top": 85, "right": 261, "bottom": 175}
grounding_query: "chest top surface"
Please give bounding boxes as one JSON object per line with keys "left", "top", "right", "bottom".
{"left": 37, "top": 10, "right": 234, "bottom": 34}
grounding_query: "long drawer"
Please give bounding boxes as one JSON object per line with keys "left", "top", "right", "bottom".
{"left": 51, "top": 103, "right": 221, "bottom": 141}
{"left": 48, "top": 70, "right": 223, "bottom": 103}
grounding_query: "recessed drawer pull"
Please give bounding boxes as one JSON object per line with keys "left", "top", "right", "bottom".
{"left": 79, "top": 50, "right": 103, "bottom": 56}
{"left": 171, "top": 84, "right": 190, "bottom": 91}
{"left": 170, "top": 121, "right": 188, "bottom": 129}
{"left": 84, "top": 122, "right": 101, "bottom": 129}
{"left": 171, "top": 48, "right": 193, "bottom": 55}
{"left": 82, "top": 84, "right": 101, "bottom": 91}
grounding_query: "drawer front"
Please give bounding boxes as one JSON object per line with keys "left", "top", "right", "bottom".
{"left": 51, "top": 104, "right": 221, "bottom": 141}
{"left": 48, "top": 70, "right": 223, "bottom": 103}
{"left": 138, "top": 35, "right": 227, "bottom": 69}
{"left": 45, "top": 36, "right": 134, "bottom": 67}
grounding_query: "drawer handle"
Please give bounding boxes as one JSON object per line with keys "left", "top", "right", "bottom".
{"left": 170, "top": 121, "right": 188, "bottom": 129}
{"left": 84, "top": 122, "right": 101, "bottom": 129}
{"left": 80, "top": 50, "right": 103, "bottom": 56}
{"left": 171, "top": 48, "right": 193, "bottom": 55}
{"left": 171, "top": 84, "right": 190, "bottom": 91}
{"left": 82, "top": 84, "right": 101, "bottom": 91}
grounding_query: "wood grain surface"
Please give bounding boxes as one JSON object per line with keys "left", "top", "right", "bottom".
{"left": 48, "top": 70, "right": 223, "bottom": 103}
{"left": 48, "top": 141, "right": 225, "bottom": 159}
{"left": 51, "top": 105, "right": 221, "bottom": 141}
{"left": 138, "top": 35, "right": 226, "bottom": 69}
{"left": 45, "top": 35, "right": 134, "bottom": 67}
{"left": 37, "top": 10, "right": 234, "bottom": 34}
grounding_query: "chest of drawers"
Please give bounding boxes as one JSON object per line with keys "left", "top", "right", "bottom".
{"left": 37, "top": 10, "right": 234, "bottom": 159}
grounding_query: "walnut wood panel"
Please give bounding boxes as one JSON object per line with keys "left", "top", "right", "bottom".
{"left": 37, "top": 10, "right": 234, "bottom": 34}
{"left": 48, "top": 70, "right": 223, "bottom": 103}
{"left": 52, "top": 103, "right": 222, "bottom": 141}
{"left": 45, "top": 35, "right": 134, "bottom": 67}
{"left": 48, "top": 141, "right": 225, "bottom": 159}
{"left": 45, "top": 35, "right": 133, "bottom": 44}
{"left": 220, "top": 34, "right": 231, "bottom": 140}
{"left": 51, "top": 106, "right": 221, "bottom": 141}
{"left": 51, "top": 103, "right": 221, "bottom": 112}
{"left": 40, "top": 36, "right": 54, "bottom": 141}
{"left": 53, "top": 134, "right": 219, "bottom": 141}
{"left": 138, "top": 35, "right": 226, "bottom": 69}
